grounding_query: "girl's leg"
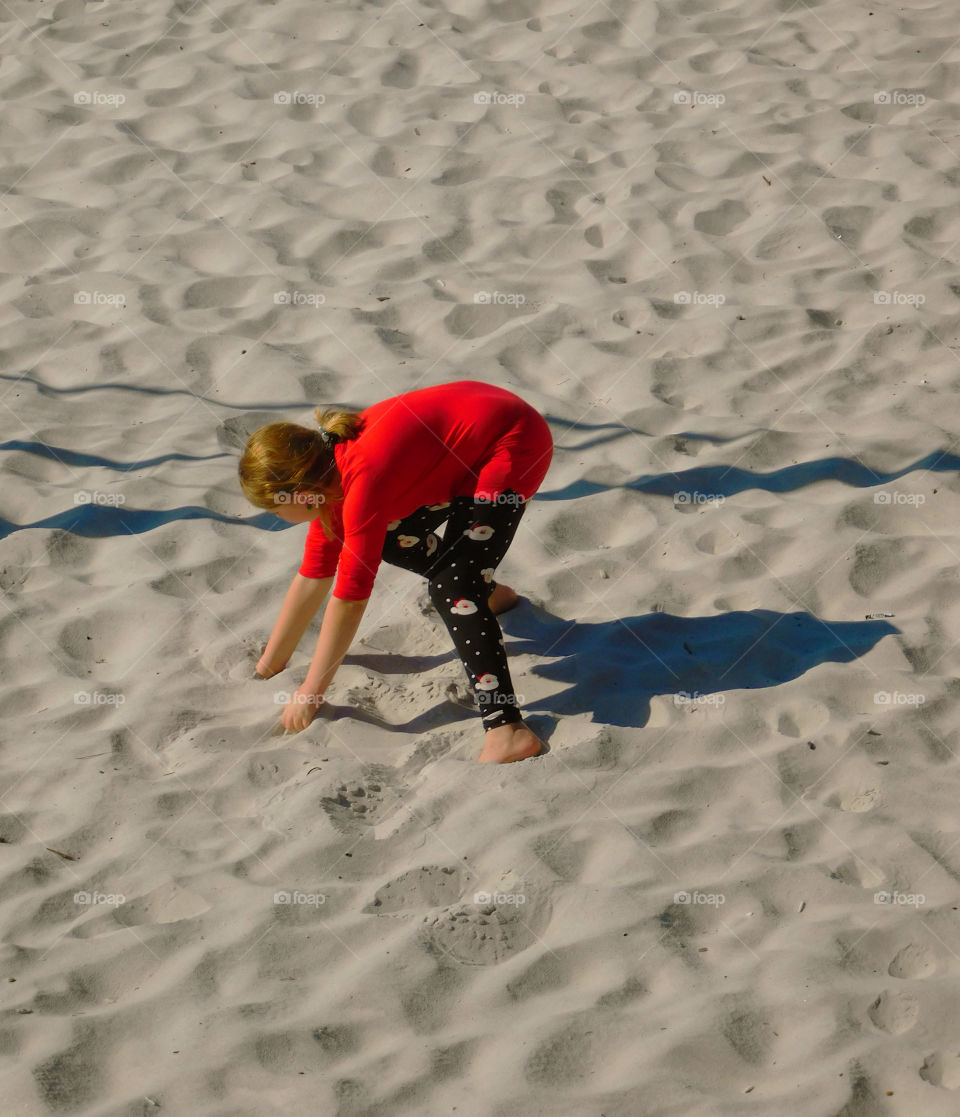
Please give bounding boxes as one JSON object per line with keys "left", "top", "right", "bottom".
{"left": 380, "top": 491, "right": 539, "bottom": 759}
{"left": 424, "top": 491, "right": 529, "bottom": 731}
{"left": 381, "top": 498, "right": 509, "bottom": 603}
{"left": 380, "top": 501, "right": 456, "bottom": 577}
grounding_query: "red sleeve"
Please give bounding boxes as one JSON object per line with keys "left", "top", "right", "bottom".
{"left": 298, "top": 503, "right": 344, "bottom": 580}
{"left": 331, "top": 473, "right": 389, "bottom": 601}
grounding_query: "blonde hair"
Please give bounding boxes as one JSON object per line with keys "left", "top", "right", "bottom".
{"left": 238, "top": 406, "right": 364, "bottom": 540}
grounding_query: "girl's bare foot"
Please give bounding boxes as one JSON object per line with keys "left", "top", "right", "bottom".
{"left": 487, "top": 582, "right": 519, "bottom": 615}
{"left": 254, "top": 658, "right": 287, "bottom": 680}
{"left": 478, "top": 721, "right": 543, "bottom": 763}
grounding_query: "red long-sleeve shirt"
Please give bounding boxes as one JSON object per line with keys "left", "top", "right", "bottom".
{"left": 298, "top": 380, "right": 553, "bottom": 600}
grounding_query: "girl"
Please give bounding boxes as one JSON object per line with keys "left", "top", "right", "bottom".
{"left": 238, "top": 379, "right": 554, "bottom": 763}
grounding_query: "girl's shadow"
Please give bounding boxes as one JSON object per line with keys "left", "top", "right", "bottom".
{"left": 497, "top": 600, "right": 898, "bottom": 728}
{"left": 342, "top": 600, "right": 897, "bottom": 734}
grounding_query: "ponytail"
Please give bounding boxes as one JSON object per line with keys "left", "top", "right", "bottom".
{"left": 315, "top": 406, "right": 363, "bottom": 442}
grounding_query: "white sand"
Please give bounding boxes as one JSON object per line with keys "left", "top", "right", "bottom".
{"left": 2, "top": 0, "right": 959, "bottom": 1112}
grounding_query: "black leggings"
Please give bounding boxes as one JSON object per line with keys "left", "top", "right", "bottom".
{"left": 380, "top": 490, "right": 528, "bottom": 729}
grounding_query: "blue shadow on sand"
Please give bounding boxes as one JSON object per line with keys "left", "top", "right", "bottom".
{"left": 537, "top": 449, "right": 960, "bottom": 503}
{"left": 494, "top": 603, "right": 899, "bottom": 729}
{"left": 0, "top": 372, "right": 307, "bottom": 410}
{"left": 0, "top": 504, "right": 284, "bottom": 542}
{"left": 340, "top": 602, "right": 898, "bottom": 735}
{"left": 3, "top": 444, "right": 953, "bottom": 542}
{"left": 0, "top": 440, "right": 229, "bottom": 472}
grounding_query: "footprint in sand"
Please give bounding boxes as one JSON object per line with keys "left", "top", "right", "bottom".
{"left": 920, "top": 1051, "right": 960, "bottom": 1089}
{"left": 320, "top": 767, "right": 400, "bottom": 835}
{"left": 839, "top": 787, "right": 881, "bottom": 813}
{"left": 0, "top": 813, "right": 30, "bottom": 843}
{"left": 888, "top": 942, "right": 936, "bottom": 979}
{"left": 868, "top": 989, "right": 919, "bottom": 1034}
{"left": 362, "top": 865, "right": 466, "bottom": 915}
{"left": 420, "top": 899, "right": 543, "bottom": 966}
{"left": 112, "top": 882, "right": 209, "bottom": 927}
{"left": 247, "top": 751, "right": 306, "bottom": 789}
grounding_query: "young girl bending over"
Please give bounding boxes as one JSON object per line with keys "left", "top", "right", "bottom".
{"left": 238, "top": 379, "right": 553, "bottom": 764}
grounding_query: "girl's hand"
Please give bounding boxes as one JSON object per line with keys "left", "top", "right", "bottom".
{"left": 281, "top": 687, "right": 324, "bottom": 732}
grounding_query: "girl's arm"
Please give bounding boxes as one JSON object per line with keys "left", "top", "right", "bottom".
{"left": 256, "top": 573, "right": 334, "bottom": 677}
{"left": 300, "top": 595, "right": 369, "bottom": 697}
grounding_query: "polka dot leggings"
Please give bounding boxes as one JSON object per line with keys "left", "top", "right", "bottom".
{"left": 380, "top": 490, "right": 528, "bottom": 729}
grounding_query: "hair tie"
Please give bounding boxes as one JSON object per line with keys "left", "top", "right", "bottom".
{"left": 317, "top": 426, "right": 341, "bottom": 447}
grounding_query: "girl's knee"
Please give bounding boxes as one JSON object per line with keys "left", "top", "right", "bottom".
{"left": 428, "top": 575, "right": 487, "bottom": 613}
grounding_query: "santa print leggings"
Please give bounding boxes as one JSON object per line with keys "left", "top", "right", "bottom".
{"left": 380, "top": 490, "right": 528, "bottom": 730}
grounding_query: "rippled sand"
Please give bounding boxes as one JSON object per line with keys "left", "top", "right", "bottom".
{"left": 2, "top": 0, "right": 959, "bottom": 1113}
